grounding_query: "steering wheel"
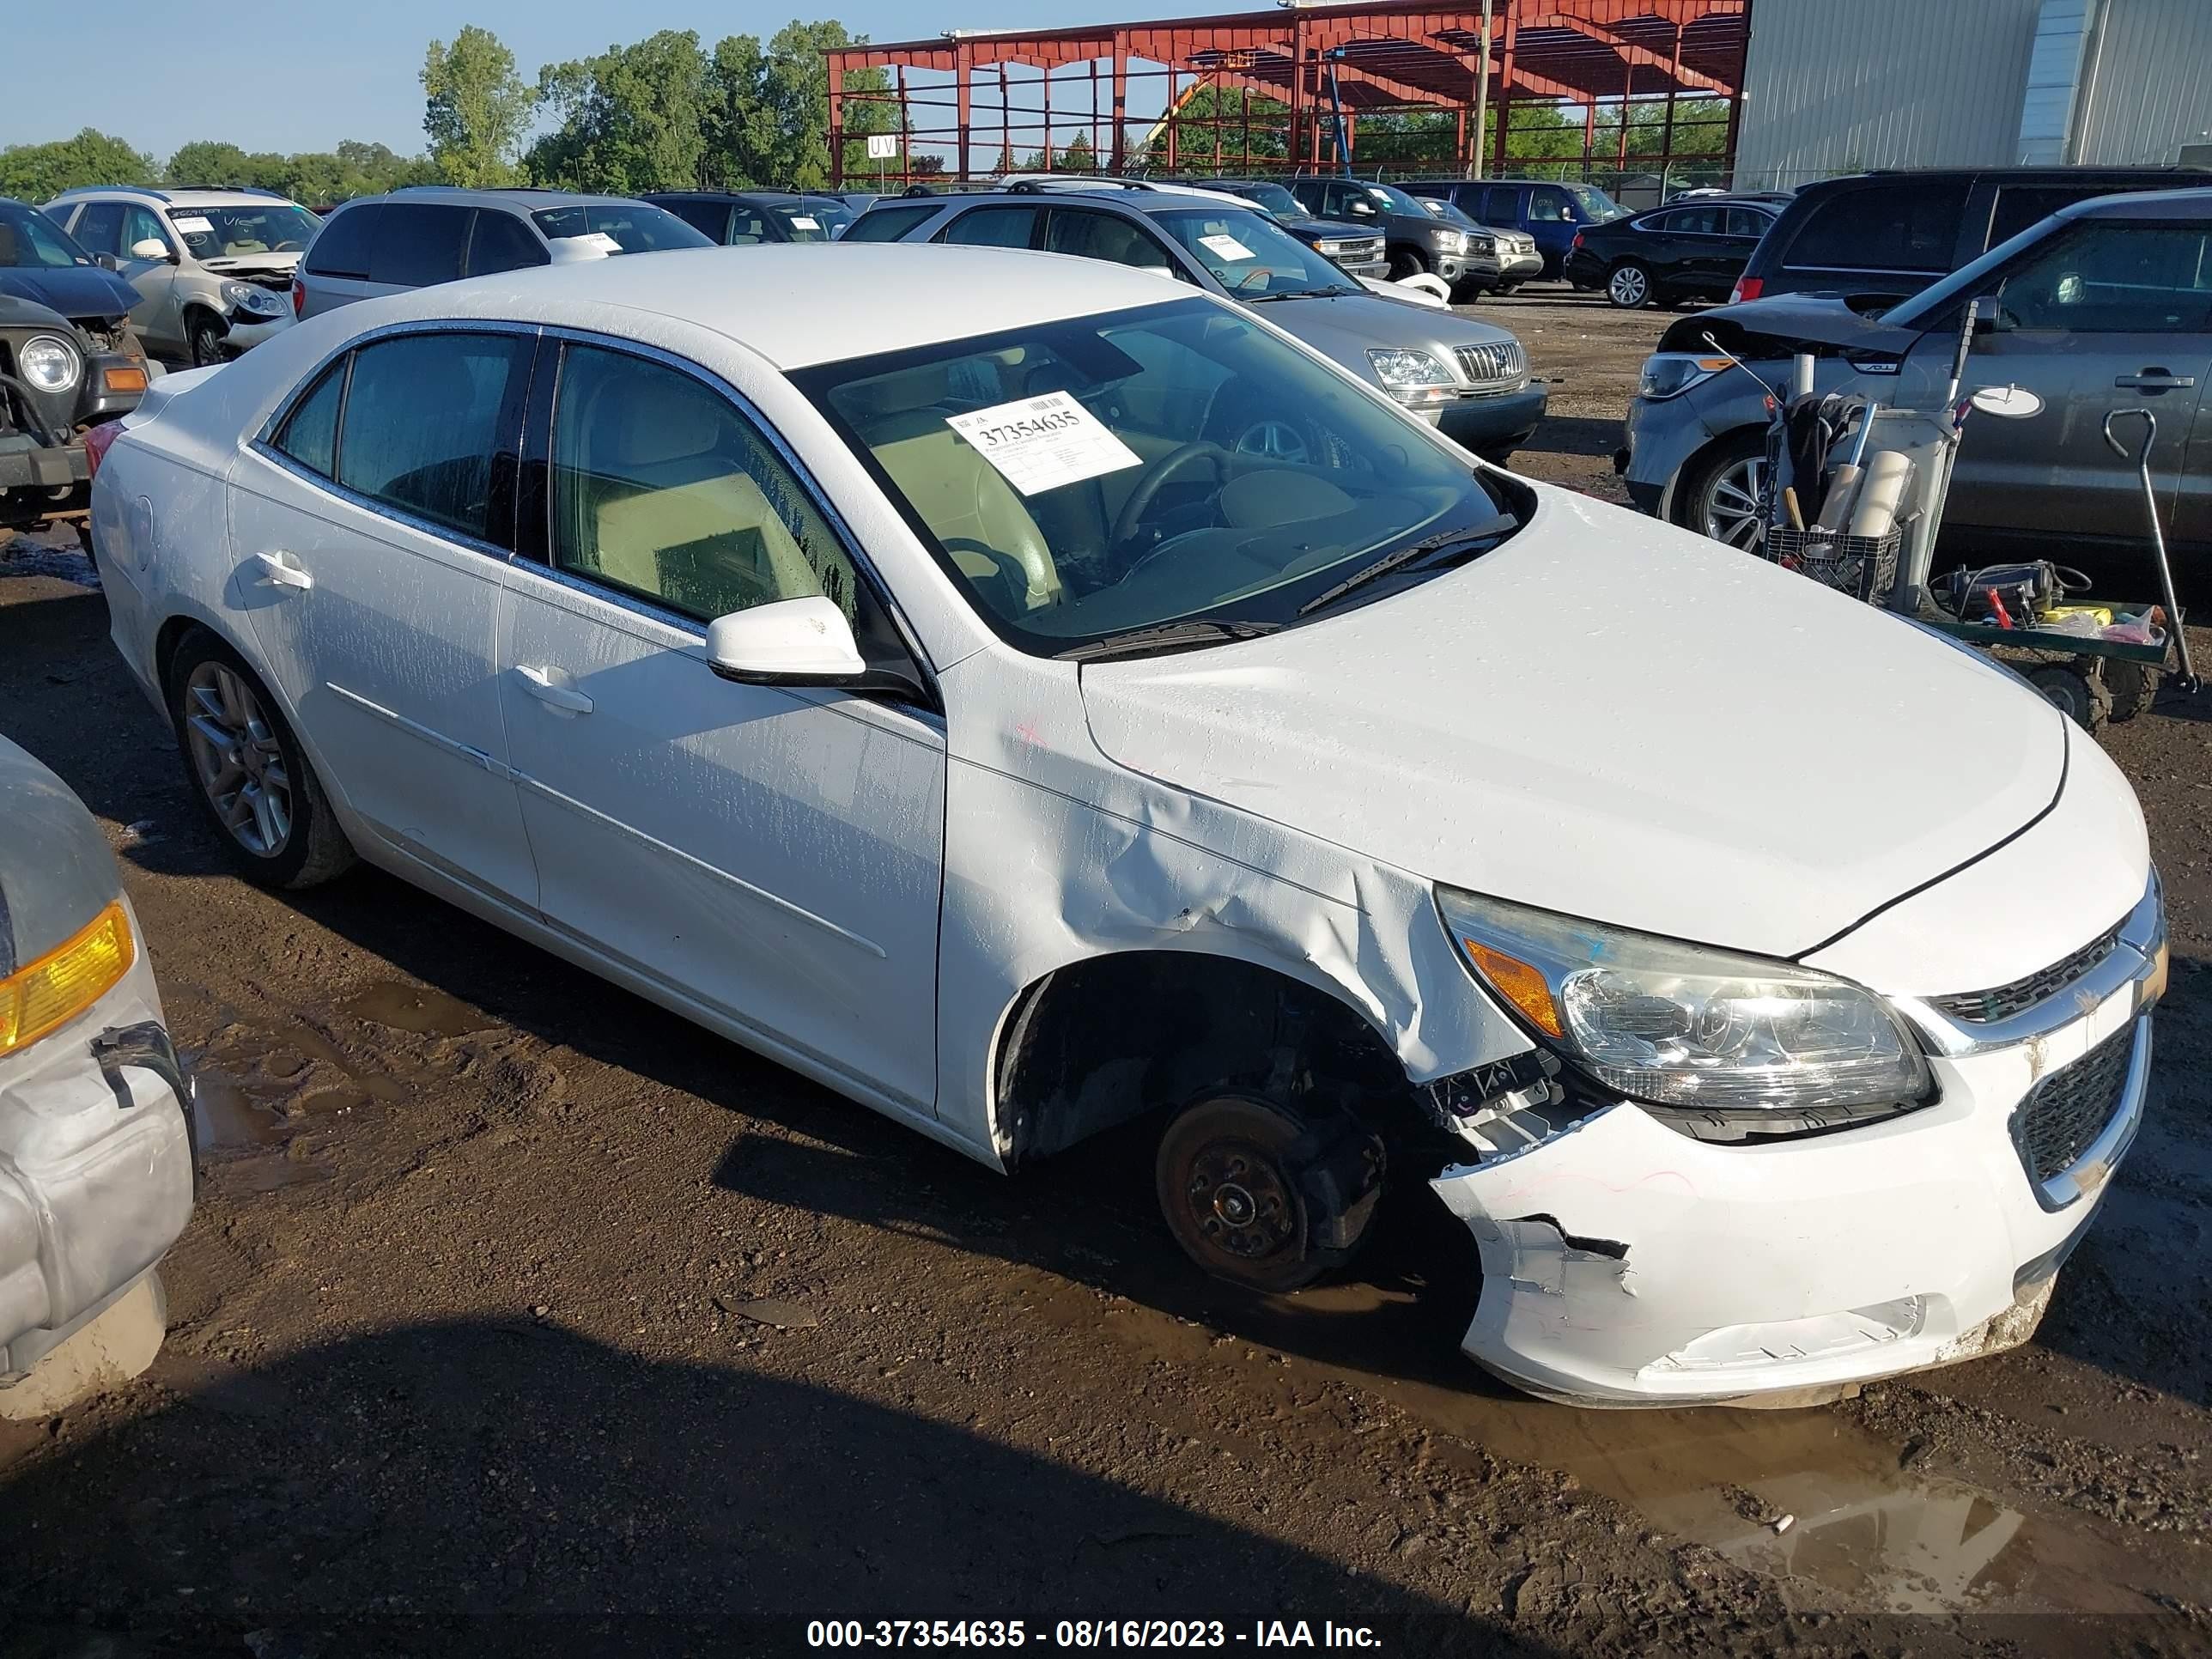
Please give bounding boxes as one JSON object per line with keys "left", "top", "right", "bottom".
{"left": 1108, "top": 441, "right": 1227, "bottom": 563}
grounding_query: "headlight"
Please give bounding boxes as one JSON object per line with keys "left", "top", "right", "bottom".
{"left": 1434, "top": 229, "right": 1468, "bottom": 252}
{"left": 1366, "top": 348, "right": 1456, "bottom": 404}
{"left": 222, "top": 282, "right": 286, "bottom": 317}
{"left": 1318, "top": 240, "right": 1346, "bottom": 255}
{"left": 18, "top": 334, "right": 81, "bottom": 393}
{"left": 1437, "top": 886, "right": 1930, "bottom": 1133}
{"left": 1637, "top": 352, "right": 1735, "bottom": 400}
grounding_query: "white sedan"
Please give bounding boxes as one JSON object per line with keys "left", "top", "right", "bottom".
{"left": 89, "top": 245, "right": 2163, "bottom": 1407}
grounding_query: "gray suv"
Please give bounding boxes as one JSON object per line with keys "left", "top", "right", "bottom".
{"left": 1620, "top": 187, "right": 2212, "bottom": 589}
{"left": 296, "top": 187, "right": 712, "bottom": 316}
{"left": 854, "top": 186, "right": 1544, "bottom": 459}
{"left": 1289, "top": 176, "right": 1515, "bottom": 297}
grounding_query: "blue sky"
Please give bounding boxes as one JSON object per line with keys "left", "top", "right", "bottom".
{"left": 3, "top": 1, "right": 1199, "bottom": 162}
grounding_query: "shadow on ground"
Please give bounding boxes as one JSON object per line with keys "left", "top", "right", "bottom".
{"left": 0, "top": 1322, "right": 1536, "bottom": 1659}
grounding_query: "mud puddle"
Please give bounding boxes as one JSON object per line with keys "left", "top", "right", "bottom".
{"left": 190, "top": 1072, "right": 337, "bottom": 1191}
{"left": 338, "top": 981, "right": 489, "bottom": 1039}
{"left": 1067, "top": 1270, "right": 2179, "bottom": 1616}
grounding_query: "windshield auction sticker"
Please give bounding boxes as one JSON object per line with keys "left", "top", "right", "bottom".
{"left": 945, "top": 392, "right": 1142, "bottom": 496}
{"left": 171, "top": 216, "right": 216, "bottom": 235}
{"left": 1198, "top": 233, "right": 1256, "bottom": 262}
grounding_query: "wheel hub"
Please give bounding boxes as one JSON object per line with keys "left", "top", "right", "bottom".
{"left": 1185, "top": 1144, "right": 1296, "bottom": 1261}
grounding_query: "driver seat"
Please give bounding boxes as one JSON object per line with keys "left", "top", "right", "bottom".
{"left": 842, "top": 366, "right": 1061, "bottom": 612}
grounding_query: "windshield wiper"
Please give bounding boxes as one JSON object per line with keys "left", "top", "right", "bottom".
{"left": 1054, "top": 617, "right": 1282, "bottom": 663}
{"left": 1297, "top": 523, "right": 1505, "bottom": 617}
{"left": 1247, "top": 284, "right": 1358, "bottom": 303}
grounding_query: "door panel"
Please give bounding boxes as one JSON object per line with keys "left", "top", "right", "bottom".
{"left": 501, "top": 340, "right": 945, "bottom": 1111}
{"left": 232, "top": 333, "right": 537, "bottom": 903}
{"left": 119, "top": 205, "right": 181, "bottom": 353}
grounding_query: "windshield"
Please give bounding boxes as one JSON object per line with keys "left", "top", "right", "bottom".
{"left": 1228, "top": 181, "right": 1300, "bottom": 217}
{"left": 793, "top": 297, "right": 1518, "bottom": 657}
{"left": 170, "top": 204, "right": 319, "bottom": 260}
{"left": 1359, "top": 182, "right": 1431, "bottom": 219}
{"left": 1418, "top": 198, "right": 1483, "bottom": 231}
{"left": 1152, "top": 207, "right": 1353, "bottom": 295}
{"left": 532, "top": 204, "right": 713, "bottom": 252}
{"left": 1564, "top": 184, "right": 1626, "bottom": 222}
{"left": 1883, "top": 215, "right": 2060, "bottom": 328}
{"left": 0, "top": 204, "right": 88, "bottom": 269}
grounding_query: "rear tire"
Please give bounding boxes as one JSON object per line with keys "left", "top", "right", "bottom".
{"left": 1607, "top": 261, "right": 1654, "bottom": 308}
{"left": 167, "top": 629, "right": 355, "bottom": 890}
{"left": 1672, "top": 429, "right": 1768, "bottom": 552}
{"left": 185, "top": 311, "right": 227, "bottom": 368}
{"left": 1155, "top": 1091, "right": 1383, "bottom": 1294}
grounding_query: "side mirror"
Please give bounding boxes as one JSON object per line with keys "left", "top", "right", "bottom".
{"left": 129, "top": 238, "right": 173, "bottom": 263}
{"left": 706, "top": 595, "right": 867, "bottom": 684}
{"left": 94, "top": 252, "right": 122, "bottom": 271}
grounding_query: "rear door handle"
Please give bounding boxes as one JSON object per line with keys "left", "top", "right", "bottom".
{"left": 2115, "top": 370, "right": 2197, "bottom": 390}
{"left": 514, "top": 665, "right": 593, "bottom": 714}
{"left": 252, "top": 550, "right": 313, "bottom": 591}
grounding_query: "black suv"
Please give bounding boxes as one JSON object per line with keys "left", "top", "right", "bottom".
{"left": 1731, "top": 166, "right": 2211, "bottom": 307}
{"left": 642, "top": 191, "right": 847, "bottom": 244}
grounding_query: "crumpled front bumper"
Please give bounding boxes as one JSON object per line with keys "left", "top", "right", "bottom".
{"left": 1430, "top": 889, "right": 2163, "bottom": 1408}
{"left": 0, "top": 926, "right": 194, "bottom": 1382}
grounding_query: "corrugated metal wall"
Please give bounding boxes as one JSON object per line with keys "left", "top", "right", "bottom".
{"left": 2071, "top": 0, "right": 2212, "bottom": 165}
{"left": 1734, "top": 0, "right": 2044, "bottom": 188}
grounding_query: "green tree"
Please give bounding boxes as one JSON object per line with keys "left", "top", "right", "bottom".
{"left": 422, "top": 24, "right": 536, "bottom": 188}
{"left": 527, "top": 30, "right": 711, "bottom": 192}
{"left": 0, "top": 129, "right": 159, "bottom": 200}
{"left": 166, "top": 140, "right": 252, "bottom": 186}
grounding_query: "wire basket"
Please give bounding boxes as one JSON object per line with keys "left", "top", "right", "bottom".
{"left": 1766, "top": 526, "right": 1902, "bottom": 605}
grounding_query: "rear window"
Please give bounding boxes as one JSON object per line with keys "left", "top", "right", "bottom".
{"left": 531, "top": 204, "right": 710, "bottom": 253}
{"left": 1783, "top": 182, "right": 1968, "bottom": 274}
{"left": 843, "top": 203, "right": 939, "bottom": 242}
{"left": 303, "top": 204, "right": 378, "bottom": 279}
{"left": 368, "top": 204, "right": 471, "bottom": 287}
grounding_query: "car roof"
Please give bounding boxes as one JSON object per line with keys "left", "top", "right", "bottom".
{"left": 1799, "top": 166, "right": 2209, "bottom": 196}
{"left": 2057, "top": 185, "right": 2212, "bottom": 220}
{"left": 47, "top": 185, "right": 303, "bottom": 208}
{"left": 898, "top": 186, "right": 1263, "bottom": 224}
{"left": 347, "top": 186, "right": 650, "bottom": 211}
{"left": 331, "top": 244, "right": 1195, "bottom": 369}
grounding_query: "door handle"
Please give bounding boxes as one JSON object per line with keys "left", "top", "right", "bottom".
{"left": 251, "top": 550, "right": 313, "bottom": 591}
{"left": 2115, "top": 370, "right": 2197, "bottom": 391}
{"left": 514, "top": 665, "right": 593, "bottom": 714}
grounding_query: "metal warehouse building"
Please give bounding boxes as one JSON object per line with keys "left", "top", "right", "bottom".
{"left": 1735, "top": 0, "right": 2212, "bottom": 188}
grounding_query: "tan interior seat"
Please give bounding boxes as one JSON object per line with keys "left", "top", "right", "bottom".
{"left": 842, "top": 364, "right": 1061, "bottom": 611}
{"left": 569, "top": 376, "right": 823, "bottom": 616}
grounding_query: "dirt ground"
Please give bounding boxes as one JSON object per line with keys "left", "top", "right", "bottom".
{"left": 3, "top": 293, "right": 2210, "bottom": 1657}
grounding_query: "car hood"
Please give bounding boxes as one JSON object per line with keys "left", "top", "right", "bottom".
{"left": 1077, "top": 489, "right": 2067, "bottom": 959}
{"left": 1285, "top": 215, "right": 1373, "bottom": 241}
{"left": 0, "top": 264, "right": 138, "bottom": 325}
{"left": 1659, "top": 292, "right": 1921, "bottom": 357}
{"left": 202, "top": 252, "right": 301, "bottom": 278}
{"left": 1249, "top": 288, "right": 1518, "bottom": 369}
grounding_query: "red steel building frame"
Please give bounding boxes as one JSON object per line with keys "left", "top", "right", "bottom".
{"left": 826, "top": 1, "right": 1750, "bottom": 188}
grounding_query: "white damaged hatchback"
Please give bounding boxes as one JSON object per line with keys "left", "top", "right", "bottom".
{"left": 90, "top": 246, "right": 2163, "bottom": 1407}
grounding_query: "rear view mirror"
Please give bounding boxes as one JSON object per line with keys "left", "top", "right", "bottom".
{"left": 706, "top": 596, "right": 866, "bottom": 684}
{"left": 129, "top": 239, "right": 172, "bottom": 263}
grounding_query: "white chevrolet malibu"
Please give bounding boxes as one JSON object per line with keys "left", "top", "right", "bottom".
{"left": 88, "top": 246, "right": 2163, "bottom": 1407}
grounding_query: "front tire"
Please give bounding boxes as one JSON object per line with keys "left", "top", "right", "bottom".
{"left": 1155, "top": 1092, "right": 1383, "bottom": 1294}
{"left": 168, "top": 629, "right": 355, "bottom": 889}
{"left": 1387, "top": 246, "right": 1430, "bottom": 283}
{"left": 185, "top": 311, "right": 227, "bottom": 368}
{"left": 1607, "top": 261, "right": 1654, "bottom": 308}
{"left": 1673, "top": 430, "right": 1768, "bottom": 552}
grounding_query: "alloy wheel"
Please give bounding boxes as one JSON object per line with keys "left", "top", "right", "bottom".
{"left": 182, "top": 661, "right": 292, "bottom": 856}
{"left": 1607, "top": 264, "right": 1650, "bottom": 307}
{"left": 1700, "top": 453, "right": 1766, "bottom": 550}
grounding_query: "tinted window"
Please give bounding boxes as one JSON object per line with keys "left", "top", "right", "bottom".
{"left": 1784, "top": 182, "right": 1968, "bottom": 273}
{"left": 304, "top": 204, "right": 377, "bottom": 278}
{"left": 530, "top": 204, "right": 710, "bottom": 252}
{"left": 726, "top": 205, "right": 774, "bottom": 245}
{"left": 1986, "top": 185, "right": 2094, "bottom": 249}
{"left": 122, "top": 205, "right": 169, "bottom": 257}
{"left": 658, "top": 198, "right": 732, "bottom": 240}
{"left": 844, "top": 203, "right": 939, "bottom": 243}
{"left": 368, "top": 204, "right": 471, "bottom": 287}
{"left": 72, "top": 201, "right": 124, "bottom": 256}
{"left": 1724, "top": 206, "right": 1775, "bottom": 239}
{"left": 336, "top": 332, "right": 526, "bottom": 542}
{"left": 466, "top": 210, "right": 549, "bottom": 276}
{"left": 1044, "top": 209, "right": 1172, "bottom": 270}
{"left": 274, "top": 360, "right": 345, "bottom": 478}
{"left": 549, "top": 344, "right": 859, "bottom": 623}
{"left": 939, "top": 206, "right": 1037, "bottom": 248}
{"left": 1528, "top": 189, "right": 1568, "bottom": 223}
{"left": 1666, "top": 205, "right": 1723, "bottom": 235}
{"left": 0, "top": 204, "right": 88, "bottom": 269}
{"left": 1997, "top": 222, "right": 2212, "bottom": 333}
{"left": 1482, "top": 186, "right": 1520, "bottom": 222}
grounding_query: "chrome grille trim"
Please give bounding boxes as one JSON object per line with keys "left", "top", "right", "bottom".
{"left": 1930, "top": 922, "right": 2123, "bottom": 1023}
{"left": 1453, "top": 340, "right": 1526, "bottom": 387}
